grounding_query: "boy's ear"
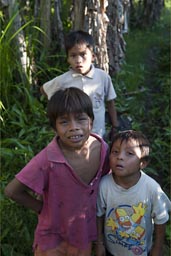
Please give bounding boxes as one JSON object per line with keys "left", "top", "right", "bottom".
{"left": 140, "top": 160, "right": 148, "bottom": 169}
{"left": 92, "top": 53, "right": 96, "bottom": 62}
{"left": 67, "top": 56, "right": 70, "bottom": 64}
{"left": 90, "top": 119, "right": 93, "bottom": 129}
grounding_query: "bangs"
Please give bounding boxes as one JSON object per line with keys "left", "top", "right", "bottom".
{"left": 110, "top": 130, "right": 150, "bottom": 157}
{"left": 47, "top": 88, "right": 94, "bottom": 130}
{"left": 56, "top": 91, "right": 90, "bottom": 116}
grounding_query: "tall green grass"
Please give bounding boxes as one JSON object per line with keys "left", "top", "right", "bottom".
{"left": 113, "top": 2, "right": 170, "bottom": 189}
{"left": 0, "top": 12, "right": 55, "bottom": 255}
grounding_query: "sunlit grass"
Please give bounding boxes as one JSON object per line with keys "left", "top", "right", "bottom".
{"left": 113, "top": 3, "right": 170, "bottom": 93}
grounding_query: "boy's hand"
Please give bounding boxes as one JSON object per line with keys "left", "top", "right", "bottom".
{"left": 149, "top": 246, "right": 163, "bottom": 256}
{"left": 108, "top": 126, "right": 119, "bottom": 141}
{"left": 94, "top": 242, "right": 106, "bottom": 256}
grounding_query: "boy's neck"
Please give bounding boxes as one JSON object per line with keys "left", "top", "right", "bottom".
{"left": 71, "top": 64, "right": 93, "bottom": 76}
{"left": 82, "top": 65, "right": 92, "bottom": 75}
{"left": 58, "top": 137, "right": 89, "bottom": 155}
{"left": 112, "top": 172, "right": 141, "bottom": 189}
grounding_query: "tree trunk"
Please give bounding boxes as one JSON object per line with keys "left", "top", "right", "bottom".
{"left": 107, "top": 0, "right": 129, "bottom": 75}
{"left": 34, "top": 0, "right": 40, "bottom": 18}
{"left": 72, "top": 0, "right": 86, "bottom": 30}
{"left": 40, "top": 0, "right": 51, "bottom": 50}
{"left": 53, "top": 0, "right": 65, "bottom": 50}
{"left": 85, "top": 0, "right": 109, "bottom": 73}
{"left": 130, "top": 0, "right": 164, "bottom": 28}
{"left": 7, "top": 0, "right": 28, "bottom": 83}
{"left": 142, "top": 0, "right": 164, "bottom": 27}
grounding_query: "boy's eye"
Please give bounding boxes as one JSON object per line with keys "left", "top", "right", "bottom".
{"left": 111, "top": 150, "right": 119, "bottom": 155}
{"left": 57, "top": 116, "right": 69, "bottom": 124}
{"left": 127, "top": 151, "right": 134, "bottom": 156}
{"left": 77, "top": 115, "right": 89, "bottom": 122}
{"left": 59, "top": 120, "right": 68, "bottom": 124}
{"left": 80, "top": 53, "right": 86, "bottom": 57}
{"left": 78, "top": 116, "right": 88, "bottom": 121}
{"left": 70, "top": 54, "right": 76, "bottom": 58}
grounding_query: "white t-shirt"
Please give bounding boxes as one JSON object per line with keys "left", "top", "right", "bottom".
{"left": 97, "top": 171, "right": 171, "bottom": 256}
{"left": 43, "top": 65, "right": 117, "bottom": 137}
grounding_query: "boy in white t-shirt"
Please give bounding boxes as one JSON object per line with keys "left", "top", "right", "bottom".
{"left": 40, "top": 30, "right": 118, "bottom": 138}
{"left": 95, "top": 130, "right": 171, "bottom": 256}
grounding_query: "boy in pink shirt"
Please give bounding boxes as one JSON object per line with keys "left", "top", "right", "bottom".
{"left": 5, "top": 87, "right": 110, "bottom": 256}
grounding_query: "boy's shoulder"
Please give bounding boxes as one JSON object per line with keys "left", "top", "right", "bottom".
{"left": 100, "top": 172, "right": 112, "bottom": 183}
{"left": 43, "top": 70, "right": 74, "bottom": 93}
{"left": 90, "top": 132, "right": 109, "bottom": 145}
{"left": 140, "top": 171, "right": 163, "bottom": 191}
{"left": 49, "top": 70, "right": 73, "bottom": 82}
{"left": 93, "top": 66, "right": 110, "bottom": 76}
{"left": 141, "top": 171, "right": 158, "bottom": 184}
{"left": 89, "top": 133, "right": 106, "bottom": 147}
{"left": 89, "top": 133, "right": 109, "bottom": 157}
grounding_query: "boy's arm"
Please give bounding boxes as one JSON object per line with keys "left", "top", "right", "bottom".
{"left": 107, "top": 100, "right": 119, "bottom": 140}
{"left": 95, "top": 215, "right": 106, "bottom": 256}
{"left": 40, "top": 85, "right": 48, "bottom": 98}
{"left": 149, "top": 223, "right": 166, "bottom": 256}
{"left": 5, "top": 178, "right": 43, "bottom": 214}
{"left": 107, "top": 100, "right": 118, "bottom": 128}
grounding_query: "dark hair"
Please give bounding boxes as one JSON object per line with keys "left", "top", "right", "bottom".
{"left": 110, "top": 130, "right": 151, "bottom": 162}
{"left": 47, "top": 87, "right": 94, "bottom": 130}
{"left": 65, "top": 30, "right": 94, "bottom": 56}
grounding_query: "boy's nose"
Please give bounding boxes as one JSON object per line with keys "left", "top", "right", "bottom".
{"left": 76, "top": 56, "right": 82, "bottom": 63}
{"left": 117, "top": 152, "right": 124, "bottom": 160}
{"left": 69, "top": 120, "right": 79, "bottom": 130}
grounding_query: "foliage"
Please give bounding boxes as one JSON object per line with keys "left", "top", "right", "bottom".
{"left": 0, "top": 14, "right": 54, "bottom": 254}
{"left": 113, "top": 5, "right": 170, "bottom": 193}
{"left": 130, "top": 0, "right": 165, "bottom": 28}
{"left": 0, "top": 3, "right": 170, "bottom": 256}
{"left": 1, "top": 84, "right": 54, "bottom": 255}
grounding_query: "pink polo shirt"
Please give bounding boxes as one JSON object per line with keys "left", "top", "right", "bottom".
{"left": 15, "top": 134, "right": 109, "bottom": 251}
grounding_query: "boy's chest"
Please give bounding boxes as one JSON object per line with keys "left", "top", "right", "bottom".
{"left": 62, "top": 76, "right": 104, "bottom": 97}
{"left": 67, "top": 153, "right": 100, "bottom": 184}
{"left": 63, "top": 142, "right": 101, "bottom": 185}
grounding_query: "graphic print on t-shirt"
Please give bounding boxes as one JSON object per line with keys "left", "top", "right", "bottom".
{"left": 106, "top": 202, "right": 147, "bottom": 255}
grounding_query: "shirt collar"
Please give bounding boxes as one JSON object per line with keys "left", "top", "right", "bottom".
{"left": 70, "top": 64, "right": 95, "bottom": 79}
{"left": 46, "top": 133, "right": 106, "bottom": 164}
{"left": 47, "top": 136, "right": 66, "bottom": 163}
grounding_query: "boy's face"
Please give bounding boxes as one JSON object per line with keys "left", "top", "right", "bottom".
{"left": 67, "top": 43, "right": 94, "bottom": 75}
{"left": 109, "top": 139, "right": 147, "bottom": 179}
{"left": 55, "top": 112, "right": 93, "bottom": 150}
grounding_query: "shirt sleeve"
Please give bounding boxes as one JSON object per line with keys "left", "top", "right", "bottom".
{"left": 15, "top": 150, "right": 48, "bottom": 195}
{"left": 151, "top": 185, "right": 171, "bottom": 224}
{"left": 101, "top": 142, "right": 110, "bottom": 176}
{"left": 105, "top": 74, "right": 117, "bottom": 101}
{"left": 96, "top": 178, "right": 107, "bottom": 217}
{"left": 43, "top": 76, "right": 61, "bottom": 100}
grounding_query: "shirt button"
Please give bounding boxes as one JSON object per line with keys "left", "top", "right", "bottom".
{"left": 90, "top": 190, "right": 94, "bottom": 195}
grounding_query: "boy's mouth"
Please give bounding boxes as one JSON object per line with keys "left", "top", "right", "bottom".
{"left": 76, "top": 65, "right": 83, "bottom": 69}
{"left": 69, "top": 135, "right": 83, "bottom": 139}
{"left": 116, "top": 164, "right": 124, "bottom": 169}
{"left": 68, "top": 134, "right": 84, "bottom": 142}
